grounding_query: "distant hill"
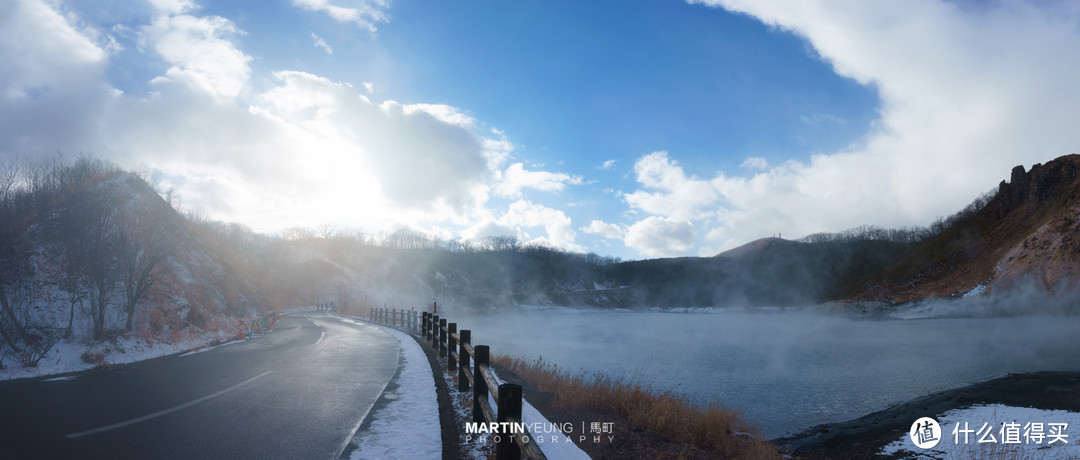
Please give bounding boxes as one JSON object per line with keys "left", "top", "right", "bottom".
{"left": 595, "top": 235, "right": 911, "bottom": 308}
{"left": 715, "top": 237, "right": 794, "bottom": 258}
{"left": 853, "top": 153, "right": 1080, "bottom": 302}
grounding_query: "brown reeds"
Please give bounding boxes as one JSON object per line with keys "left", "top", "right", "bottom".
{"left": 492, "top": 355, "right": 781, "bottom": 459}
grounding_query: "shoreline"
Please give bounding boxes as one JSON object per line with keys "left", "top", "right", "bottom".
{"left": 774, "top": 370, "right": 1080, "bottom": 458}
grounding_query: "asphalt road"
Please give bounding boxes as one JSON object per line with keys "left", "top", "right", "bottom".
{"left": 0, "top": 312, "right": 401, "bottom": 459}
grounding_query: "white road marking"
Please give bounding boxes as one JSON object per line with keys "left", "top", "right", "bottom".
{"left": 65, "top": 371, "right": 273, "bottom": 439}
{"left": 312, "top": 321, "right": 320, "bottom": 327}
{"left": 315, "top": 331, "right": 325, "bottom": 345}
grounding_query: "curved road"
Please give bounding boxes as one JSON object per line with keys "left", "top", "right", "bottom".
{"left": 0, "top": 312, "right": 400, "bottom": 459}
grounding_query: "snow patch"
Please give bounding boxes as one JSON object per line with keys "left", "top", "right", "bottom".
{"left": 963, "top": 284, "right": 988, "bottom": 298}
{"left": 336, "top": 317, "right": 442, "bottom": 460}
{"left": 1, "top": 328, "right": 235, "bottom": 382}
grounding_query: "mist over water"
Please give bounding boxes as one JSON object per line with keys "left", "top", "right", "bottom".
{"left": 453, "top": 307, "right": 1080, "bottom": 438}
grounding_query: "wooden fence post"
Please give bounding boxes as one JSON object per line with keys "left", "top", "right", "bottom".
{"left": 447, "top": 323, "right": 457, "bottom": 371}
{"left": 459, "top": 330, "right": 471, "bottom": 392}
{"left": 439, "top": 318, "right": 447, "bottom": 358}
{"left": 431, "top": 315, "right": 440, "bottom": 347}
{"left": 473, "top": 345, "right": 489, "bottom": 423}
{"left": 497, "top": 384, "right": 523, "bottom": 460}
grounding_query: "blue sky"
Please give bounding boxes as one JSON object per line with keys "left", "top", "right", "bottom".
{"left": 3, "top": 0, "right": 1080, "bottom": 259}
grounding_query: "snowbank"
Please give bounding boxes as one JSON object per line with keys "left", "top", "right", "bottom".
{"left": 334, "top": 317, "right": 442, "bottom": 460}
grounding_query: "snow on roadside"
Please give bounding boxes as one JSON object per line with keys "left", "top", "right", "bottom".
{"left": 880, "top": 404, "right": 1080, "bottom": 459}
{"left": 335, "top": 314, "right": 588, "bottom": 460}
{"left": 0, "top": 329, "right": 237, "bottom": 382}
{"left": 448, "top": 362, "right": 591, "bottom": 460}
{"left": 335, "top": 316, "right": 442, "bottom": 460}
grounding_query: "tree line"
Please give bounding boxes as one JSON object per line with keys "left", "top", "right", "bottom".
{"left": 0, "top": 157, "right": 171, "bottom": 367}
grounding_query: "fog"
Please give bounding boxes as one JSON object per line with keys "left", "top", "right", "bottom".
{"left": 449, "top": 295, "right": 1080, "bottom": 438}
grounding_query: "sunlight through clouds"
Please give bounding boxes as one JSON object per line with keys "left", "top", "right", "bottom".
{"left": 0, "top": 0, "right": 587, "bottom": 251}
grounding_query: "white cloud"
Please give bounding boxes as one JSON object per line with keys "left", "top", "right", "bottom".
{"left": 669, "top": 0, "right": 1080, "bottom": 252}
{"left": 581, "top": 220, "right": 625, "bottom": 240}
{"left": 461, "top": 219, "right": 517, "bottom": 241}
{"left": 140, "top": 12, "right": 251, "bottom": 100}
{"left": 740, "top": 156, "right": 768, "bottom": 170}
{"left": 0, "top": 0, "right": 112, "bottom": 156}
{"left": 147, "top": 0, "right": 198, "bottom": 15}
{"left": 401, "top": 103, "right": 475, "bottom": 128}
{"left": 623, "top": 151, "right": 720, "bottom": 221}
{"left": 463, "top": 200, "right": 584, "bottom": 252}
{"left": 291, "top": 0, "right": 389, "bottom": 32}
{"left": 311, "top": 33, "right": 333, "bottom": 55}
{"left": 496, "top": 162, "right": 583, "bottom": 198}
{"left": 599, "top": 159, "right": 617, "bottom": 170}
{"left": 624, "top": 216, "right": 696, "bottom": 258}
{"left": 799, "top": 113, "right": 845, "bottom": 125}
{"left": 500, "top": 200, "right": 582, "bottom": 252}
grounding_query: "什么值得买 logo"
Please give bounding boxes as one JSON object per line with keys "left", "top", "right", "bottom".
{"left": 910, "top": 417, "right": 942, "bottom": 449}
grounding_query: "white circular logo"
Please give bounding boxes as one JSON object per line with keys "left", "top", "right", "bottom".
{"left": 909, "top": 417, "right": 942, "bottom": 449}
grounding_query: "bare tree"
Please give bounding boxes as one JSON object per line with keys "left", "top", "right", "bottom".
{"left": 49, "top": 157, "right": 122, "bottom": 338}
{"left": 317, "top": 224, "right": 337, "bottom": 239}
{"left": 484, "top": 235, "right": 520, "bottom": 252}
{"left": 116, "top": 213, "right": 171, "bottom": 331}
{"left": 56, "top": 206, "right": 88, "bottom": 339}
{"left": 282, "top": 226, "right": 316, "bottom": 240}
{"left": 0, "top": 161, "right": 35, "bottom": 352}
{"left": 66, "top": 180, "right": 124, "bottom": 340}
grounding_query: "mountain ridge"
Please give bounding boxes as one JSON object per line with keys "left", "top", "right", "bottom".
{"left": 853, "top": 153, "right": 1080, "bottom": 302}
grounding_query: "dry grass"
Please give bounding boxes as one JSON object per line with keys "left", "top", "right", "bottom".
{"left": 493, "top": 355, "right": 782, "bottom": 459}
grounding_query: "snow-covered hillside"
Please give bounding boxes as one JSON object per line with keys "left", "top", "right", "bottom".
{"left": 1, "top": 159, "right": 260, "bottom": 378}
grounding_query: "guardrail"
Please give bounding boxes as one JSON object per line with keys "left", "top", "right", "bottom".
{"left": 368, "top": 307, "right": 420, "bottom": 332}
{"left": 369, "top": 307, "right": 547, "bottom": 460}
{"left": 238, "top": 311, "right": 279, "bottom": 339}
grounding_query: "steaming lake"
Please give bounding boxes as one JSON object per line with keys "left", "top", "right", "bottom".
{"left": 453, "top": 309, "right": 1080, "bottom": 438}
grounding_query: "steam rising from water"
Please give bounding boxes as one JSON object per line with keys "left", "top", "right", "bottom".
{"left": 451, "top": 292, "right": 1080, "bottom": 438}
